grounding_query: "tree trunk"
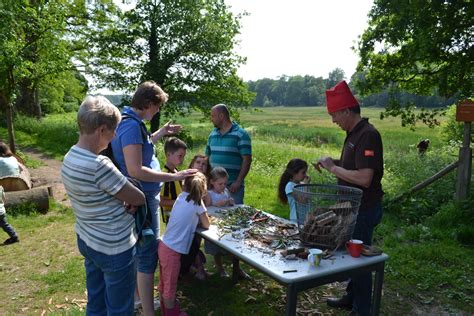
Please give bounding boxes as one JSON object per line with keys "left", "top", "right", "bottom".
{"left": 5, "top": 98, "right": 16, "bottom": 154}
{"left": 16, "top": 80, "right": 41, "bottom": 118}
{"left": 4, "top": 186, "right": 51, "bottom": 214}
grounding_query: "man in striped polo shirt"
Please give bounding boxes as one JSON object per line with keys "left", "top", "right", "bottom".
{"left": 206, "top": 104, "right": 252, "bottom": 204}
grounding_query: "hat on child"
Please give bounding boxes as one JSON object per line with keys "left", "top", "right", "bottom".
{"left": 325, "top": 80, "right": 359, "bottom": 113}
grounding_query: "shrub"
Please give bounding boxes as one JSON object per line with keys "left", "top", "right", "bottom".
{"left": 440, "top": 104, "right": 466, "bottom": 144}
{"left": 429, "top": 193, "right": 474, "bottom": 245}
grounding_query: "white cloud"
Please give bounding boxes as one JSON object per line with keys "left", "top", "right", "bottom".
{"left": 226, "top": 0, "right": 374, "bottom": 81}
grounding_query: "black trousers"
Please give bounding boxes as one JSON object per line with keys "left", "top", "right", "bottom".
{"left": 180, "top": 234, "right": 202, "bottom": 275}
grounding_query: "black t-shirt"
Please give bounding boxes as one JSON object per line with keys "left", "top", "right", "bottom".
{"left": 338, "top": 118, "right": 384, "bottom": 211}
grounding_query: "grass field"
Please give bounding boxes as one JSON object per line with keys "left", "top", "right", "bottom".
{"left": 0, "top": 106, "right": 473, "bottom": 315}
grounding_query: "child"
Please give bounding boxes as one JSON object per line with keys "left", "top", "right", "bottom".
{"left": 189, "top": 154, "right": 210, "bottom": 178}
{"left": 278, "top": 158, "right": 309, "bottom": 223}
{"left": 205, "top": 167, "right": 236, "bottom": 278}
{"left": 160, "top": 137, "right": 188, "bottom": 224}
{"left": 183, "top": 155, "right": 212, "bottom": 281}
{"left": 207, "top": 167, "right": 234, "bottom": 207}
{"left": 0, "top": 185, "right": 19, "bottom": 245}
{"left": 158, "top": 172, "right": 210, "bottom": 316}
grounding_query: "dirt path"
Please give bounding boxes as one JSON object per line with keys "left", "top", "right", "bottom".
{"left": 23, "top": 147, "right": 71, "bottom": 207}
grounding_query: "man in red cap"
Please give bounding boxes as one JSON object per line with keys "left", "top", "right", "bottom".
{"left": 315, "top": 80, "right": 384, "bottom": 316}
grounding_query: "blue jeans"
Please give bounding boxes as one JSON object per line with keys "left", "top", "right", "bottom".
{"left": 228, "top": 183, "right": 245, "bottom": 204}
{"left": 136, "top": 191, "right": 159, "bottom": 273}
{"left": 0, "top": 214, "right": 17, "bottom": 238}
{"left": 77, "top": 236, "right": 136, "bottom": 316}
{"left": 347, "top": 202, "right": 383, "bottom": 316}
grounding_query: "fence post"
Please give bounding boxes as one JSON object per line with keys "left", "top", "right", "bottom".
{"left": 455, "top": 122, "right": 472, "bottom": 201}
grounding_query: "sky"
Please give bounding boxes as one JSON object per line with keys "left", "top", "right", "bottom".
{"left": 225, "top": 0, "right": 374, "bottom": 81}
{"left": 97, "top": 0, "right": 374, "bottom": 93}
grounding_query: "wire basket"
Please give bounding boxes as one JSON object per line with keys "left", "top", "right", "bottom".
{"left": 293, "top": 184, "right": 363, "bottom": 250}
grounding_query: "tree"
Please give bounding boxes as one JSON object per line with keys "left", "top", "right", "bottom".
{"left": 356, "top": 0, "right": 473, "bottom": 127}
{"left": 91, "top": 0, "right": 253, "bottom": 131}
{"left": 0, "top": 1, "right": 116, "bottom": 150}
{"left": 326, "top": 68, "right": 345, "bottom": 89}
{"left": 8, "top": 0, "right": 86, "bottom": 118}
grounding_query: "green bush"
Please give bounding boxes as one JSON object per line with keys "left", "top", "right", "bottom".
{"left": 62, "top": 101, "right": 80, "bottom": 113}
{"left": 429, "top": 193, "right": 474, "bottom": 245}
{"left": 440, "top": 104, "right": 466, "bottom": 144}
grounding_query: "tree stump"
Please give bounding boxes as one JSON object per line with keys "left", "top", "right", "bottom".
{"left": 4, "top": 186, "right": 51, "bottom": 213}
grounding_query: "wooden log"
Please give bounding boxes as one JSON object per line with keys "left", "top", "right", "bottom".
{"left": 313, "top": 210, "right": 337, "bottom": 225}
{"left": 4, "top": 186, "right": 51, "bottom": 213}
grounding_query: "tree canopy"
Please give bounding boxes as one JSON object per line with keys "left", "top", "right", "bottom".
{"left": 356, "top": 0, "right": 473, "bottom": 99}
{"left": 354, "top": 1, "right": 473, "bottom": 128}
{"left": 90, "top": 0, "right": 253, "bottom": 124}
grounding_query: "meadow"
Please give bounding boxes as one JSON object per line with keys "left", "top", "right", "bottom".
{"left": 0, "top": 106, "right": 473, "bottom": 315}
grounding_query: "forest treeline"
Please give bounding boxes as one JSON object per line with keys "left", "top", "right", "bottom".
{"left": 247, "top": 68, "right": 458, "bottom": 108}
{"left": 106, "top": 68, "right": 457, "bottom": 109}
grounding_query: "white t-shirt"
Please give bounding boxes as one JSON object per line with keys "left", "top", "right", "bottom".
{"left": 208, "top": 188, "right": 231, "bottom": 206}
{"left": 0, "top": 156, "right": 20, "bottom": 178}
{"left": 162, "top": 192, "right": 207, "bottom": 254}
{"left": 285, "top": 181, "right": 297, "bottom": 223}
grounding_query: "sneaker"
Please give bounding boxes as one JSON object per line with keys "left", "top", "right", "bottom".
{"left": 134, "top": 300, "right": 141, "bottom": 310}
{"left": 153, "top": 297, "right": 160, "bottom": 310}
{"left": 4, "top": 236, "right": 19, "bottom": 245}
{"left": 219, "top": 269, "right": 229, "bottom": 278}
{"left": 194, "top": 270, "right": 206, "bottom": 281}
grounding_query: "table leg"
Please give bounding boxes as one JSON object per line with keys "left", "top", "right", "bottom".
{"left": 232, "top": 256, "right": 239, "bottom": 284}
{"left": 371, "top": 262, "right": 385, "bottom": 316}
{"left": 285, "top": 283, "right": 297, "bottom": 316}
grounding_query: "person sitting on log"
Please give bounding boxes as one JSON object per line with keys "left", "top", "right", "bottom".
{"left": 0, "top": 141, "right": 32, "bottom": 191}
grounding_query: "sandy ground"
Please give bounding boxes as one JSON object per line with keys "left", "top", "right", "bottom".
{"left": 24, "top": 147, "right": 71, "bottom": 207}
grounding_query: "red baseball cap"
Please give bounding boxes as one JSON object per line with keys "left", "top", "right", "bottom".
{"left": 325, "top": 80, "right": 359, "bottom": 113}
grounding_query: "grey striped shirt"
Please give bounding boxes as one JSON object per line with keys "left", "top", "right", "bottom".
{"left": 61, "top": 145, "right": 136, "bottom": 255}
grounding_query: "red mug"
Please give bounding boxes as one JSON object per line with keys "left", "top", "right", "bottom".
{"left": 346, "top": 239, "right": 363, "bottom": 257}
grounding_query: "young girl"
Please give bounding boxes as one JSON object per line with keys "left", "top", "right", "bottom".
{"left": 205, "top": 167, "right": 235, "bottom": 277}
{"left": 207, "top": 167, "right": 234, "bottom": 207}
{"left": 188, "top": 154, "right": 210, "bottom": 179}
{"left": 278, "top": 158, "right": 309, "bottom": 223}
{"left": 158, "top": 172, "right": 210, "bottom": 316}
{"left": 185, "top": 155, "right": 211, "bottom": 280}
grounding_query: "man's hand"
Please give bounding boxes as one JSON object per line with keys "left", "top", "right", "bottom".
{"left": 317, "top": 156, "right": 337, "bottom": 173}
{"left": 229, "top": 180, "right": 242, "bottom": 193}
{"left": 311, "top": 161, "right": 323, "bottom": 173}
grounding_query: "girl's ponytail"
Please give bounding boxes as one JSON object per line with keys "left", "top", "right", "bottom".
{"left": 278, "top": 170, "right": 292, "bottom": 204}
{"left": 277, "top": 158, "right": 308, "bottom": 204}
{"left": 184, "top": 172, "right": 207, "bottom": 205}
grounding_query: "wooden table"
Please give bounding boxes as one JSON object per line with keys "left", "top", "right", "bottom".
{"left": 197, "top": 206, "right": 388, "bottom": 316}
